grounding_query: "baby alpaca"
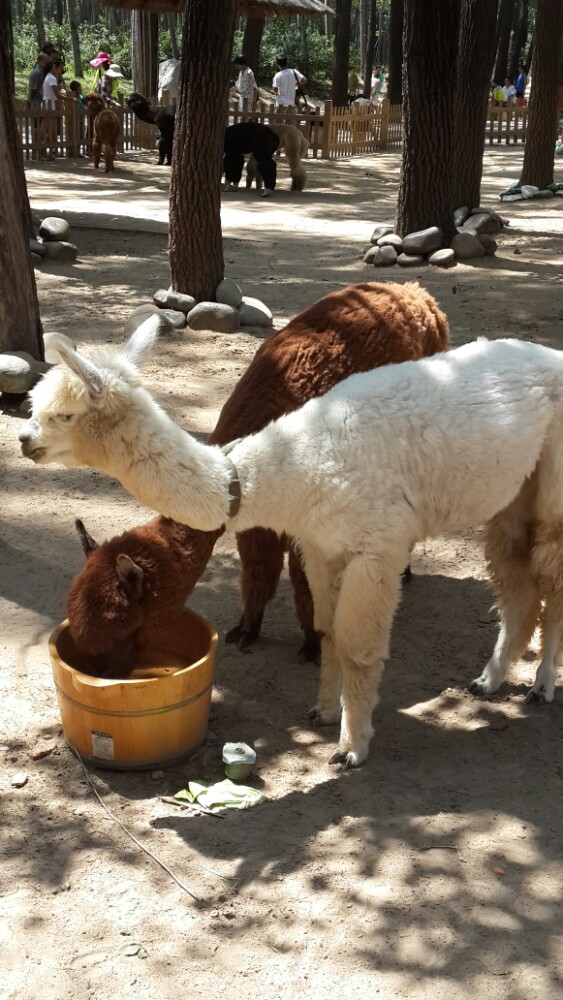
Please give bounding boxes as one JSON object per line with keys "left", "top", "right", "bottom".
{"left": 63, "top": 282, "right": 448, "bottom": 671}
{"left": 85, "top": 93, "right": 120, "bottom": 172}
{"left": 20, "top": 331, "right": 563, "bottom": 768}
{"left": 246, "top": 123, "right": 308, "bottom": 191}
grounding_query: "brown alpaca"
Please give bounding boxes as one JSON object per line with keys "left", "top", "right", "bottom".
{"left": 246, "top": 123, "right": 308, "bottom": 191}
{"left": 84, "top": 93, "right": 120, "bottom": 173}
{"left": 66, "top": 281, "right": 449, "bottom": 674}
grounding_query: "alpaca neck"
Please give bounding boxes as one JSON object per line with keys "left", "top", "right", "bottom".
{"left": 100, "top": 390, "right": 235, "bottom": 532}
{"left": 135, "top": 105, "right": 157, "bottom": 125}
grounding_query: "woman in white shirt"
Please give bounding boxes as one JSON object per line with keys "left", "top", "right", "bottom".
{"left": 272, "top": 54, "right": 306, "bottom": 109}
{"left": 502, "top": 77, "right": 516, "bottom": 107}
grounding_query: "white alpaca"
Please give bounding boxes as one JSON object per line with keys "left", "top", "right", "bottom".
{"left": 19, "top": 322, "right": 563, "bottom": 767}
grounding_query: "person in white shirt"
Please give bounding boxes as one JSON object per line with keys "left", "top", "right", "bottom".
{"left": 234, "top": 54, "right": 258, "bottom": 111}
{"left": 502, "top": 77, "right": 516, "bottom": 107}
{"left": 272, "top": 54, "right": 306, "bottom": 109}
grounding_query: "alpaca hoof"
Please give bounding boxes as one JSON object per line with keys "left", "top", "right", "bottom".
{"left": 526, "top": 684, "right": 554, "bottom": 705}
{"left": 328, "top": 749, "right": 362, "bottom": 769}
{"left": 468, "top": 673, "right": 500, "bottom": 697}
{"left": 307, "top": 706, "right": 340, "bottom": 726}
{"left": 225, "top": 622, "right": 259, "bottom": 652}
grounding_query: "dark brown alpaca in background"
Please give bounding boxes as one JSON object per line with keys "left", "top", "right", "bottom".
{"left": 84, "top": 93, "right": 120, "bottom": 173}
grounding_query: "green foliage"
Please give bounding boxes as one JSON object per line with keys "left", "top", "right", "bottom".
{"left": 256, "top": 19, "right": 333, "bottom": 91}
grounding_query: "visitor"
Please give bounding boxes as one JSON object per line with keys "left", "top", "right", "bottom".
{"left": 42, "top": 59, "right": 70, "bottom": 158}
{"left": 94, "top": 63, "right": 124, "bottom": 109}
{"left": 89, "top": 50, "right": 112, "bottom": 91}
{"left": 272, "top": 55, "right": 307, "bottom": 109}
{"left": 371, "top": 66, "right": 384, "bottom": 102}
{"left": 515, "top": 64, "right": 528, "bottom": 106}
{"left": 502, "top": 77, "right": 516, "bottom": 107}
{"left": 492, "top": 80, "right": 504, "bottom": 105}
{"left": 41, "top": 41, "right": 58, "bottom": 59}
{"left": 28, "top": 52, "right": 51, "bottom": 159}
{"left": 348, "top": 67, "right": 360, "bottom": 104}
{"left": 234, "top": 54, "right": 258, "bottom": 111}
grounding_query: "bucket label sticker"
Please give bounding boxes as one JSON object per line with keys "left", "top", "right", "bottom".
{"left": 91, "top": 730, "right": 115, "bottom": 761}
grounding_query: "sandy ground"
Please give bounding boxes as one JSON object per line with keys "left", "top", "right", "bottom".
{"left": 1, "top": 147, "right": 563, "bottom": 1000}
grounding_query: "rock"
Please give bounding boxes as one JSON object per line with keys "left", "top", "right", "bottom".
{"left": 363, "top": 246, "right": 378, "bottom": 263}
{"left": 370, "top": 224, "right": 394, "bottom": 245}
{"left": 30, "top": 238, "right": 46, "bottom": 257}
{"left": 153, "top": 288, "right": 170, "bottom": 308}
{"left": 31, "top": 253, "right": 42, "bottom": 267}
{"left": 158, "top": 309, "right": 187, "bottom": 330}
{"left": 477, "top": 234, "right": 497, "bottom": 256}
{"left": 0, "top": 352, "right": 46, "bottom": 394}
{"left": 186, "top": 301, "right": 239, "bottom": 333}
{"left": 39, "top": 217, "right": 70, "bottom": 242}
{"left": 154, "top": 289, "right": 196, "bottom": 314}
{"left": 377, "top": 233, "right": 403, "bottom": 251}
{"left": 372, "top": 246, "right": 398, "bottom": 266}
{"left": 11, "top": 772, "right": 28, "bottom": 788}
{"left": 239, "top": 296, "right": 273, "bottom": 327}
{"left": 428, "top": 248, "right": 456, "bottom": 267}
{"left": 401, "top": 226, "right": 442, "bottom": 255}
{"left": 451, "top": 232, "right": 485, "bottom": 259}
{"left": 463, "top": 213, "right": 502, "bottom": 235}
{"left": 397, "top": 253, "right": 425, "bottom": 268}
{"left": 124, "top": 304, "right": 173, "bottom": 336}
{"left": 216, "top": 278, "right": 243, "bottom": 309}
{"left": 43, "top": 241, "right": 78, "bottom": 262}
{"left": 453, "top": 206, "right": 470, "bottom": 227}
{"left": 500, "top": 193, "right": 523, "bottom": 202}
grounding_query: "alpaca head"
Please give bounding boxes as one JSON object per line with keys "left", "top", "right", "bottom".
{"left": 128, "top": 92, "right": 150, "bottom": 114}
{"left": 67, "top": 519, "right": 145, "bottom": 676}
{"left": 84, "top": 92, "right": 104, "bottom": 117}
{"left": 19, "top": 317, "right": 159, "bottom": 469}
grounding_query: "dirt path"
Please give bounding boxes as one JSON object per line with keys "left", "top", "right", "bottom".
{"left": 1, "top": 148, "right": 562, "bottom": 1000}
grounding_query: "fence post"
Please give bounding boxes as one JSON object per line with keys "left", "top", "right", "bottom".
{"left": 321, "top": 99, "right": 332, "bottom": 158}
{"left": 379, "top": 97, "right": 390, "bottom": 151}
{"left": 66, "top": 101, "right": 79, "bottom": 158}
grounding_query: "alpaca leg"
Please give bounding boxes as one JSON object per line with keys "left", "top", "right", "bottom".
{"left": 225, "top": 528, "right": 285, "bottom": 651}
{"left": 302, "top": 547, "right": 344, "bottom": 725}
{"left": 286, "top": 139, "right": 306, "bottom": 191}
{"left": 223, "top": 150, "right": 244, "bottom": 189}
{"left": 158, "top": 136, "right": 165, "bottom": 165}
{"left": 245, "top": 155, "right": 258, "bottom": 189}
{"left": 330, "top": 552, "right": 404, "bottom": 768}
{"left": 93, "top": 138, "right": 101, "bottom": 169}
{"left": 470, "top": 500, "right": 540, "bottom": 697}
{"left": 255, "top": 152, "right": 276, "bottom": 193}
{"left": 287, "top": 543, "right": 320, "bottom": 664}
{"left": 527, "top": 598, "right": 560, "bottom": 703}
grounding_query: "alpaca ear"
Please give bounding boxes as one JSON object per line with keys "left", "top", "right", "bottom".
{"left": 75, "top": 518, "right": 99, "bottom": 557}
{"left": 122, "top": 314, "right": 160, "bottom": 368}
{"left": 116, "top": 554, "right": 144, "bottom": 601}
{"left": 57, "top": 346, "right": 106, "bottom": 402}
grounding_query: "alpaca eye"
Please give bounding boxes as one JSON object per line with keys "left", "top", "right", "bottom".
{"left": 57, "top": 414, "right": 73, "bottom": 423}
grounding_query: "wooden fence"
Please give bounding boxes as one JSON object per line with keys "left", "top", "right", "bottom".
{"left": 15, "top": 97, "right": 542, "bottom": 163}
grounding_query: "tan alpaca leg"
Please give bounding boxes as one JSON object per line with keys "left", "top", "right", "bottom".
{"left": 471, "top": 490, "right": 540, "bottom": 697}
{"left": 527, "top": 518, "right": 563, "bottom": 702}
{"left": 93, "top": 138, "right": 101, "bottom": 169}
{"left": 330, "top": 552, "right": 404, "bottom": 768}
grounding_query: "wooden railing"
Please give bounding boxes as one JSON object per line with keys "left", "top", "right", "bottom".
{"left": 16, "top": 97, "right": 544, "bottom": 163}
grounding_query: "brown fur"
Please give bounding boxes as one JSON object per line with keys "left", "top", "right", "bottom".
{"left": 67, "top": 281, "right": 449, "bottom": 674}
{"left": 85, "top": 93, "right": 120, "bottom": 173}
{"left": 246, "top": 123, "right": 308, "bottom": 192}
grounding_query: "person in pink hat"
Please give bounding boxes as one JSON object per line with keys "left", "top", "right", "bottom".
{"left": 89, "top": 51, "right": 112, "bottom": 91}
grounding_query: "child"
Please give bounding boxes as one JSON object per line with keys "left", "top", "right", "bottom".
{"left": 69, "top": 80, "right": 84, "bottom": 106}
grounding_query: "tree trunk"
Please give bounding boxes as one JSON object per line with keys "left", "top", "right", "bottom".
{"left": 360, "top": 0, "right": 369, "bottom": 76}
{"left": 33, "top": 0, "right": 45, "bottom": 49}
{"left": 242, "top": 16, "right": 264, "bottom": 78}
{"left": 452, "top": 0, "right": 498, "bottom": 209}
{"left": 395, "top": 0, "right": 461, "bottom": 240}
{"left": 362, "top": 0, "right": 377, "bottom": 98}
{"left": 0, "top": 1, "right": 43, "bottom": 358}
{"left": 494, "top": 0, "right": 516, "bottom": 82}
{"left": 167, "top": 13, "right": 179, "bottom": 60}
{"left": 331, "top": 0, "right": 353, "bottom": 105}
{"left": 131, "top": 11, "right": 159, "bottom": 99}
{"left": 519, "top": 0, "right": 563, "bottom": 187}
{"left": 508, "top": 0, "right": 529, "bottom": 80}
{"left": 387, "top": 0, "right": 403, "bottom": 105}
{"left": 67, "top": 0, "right": 83, "bottom": 76}
{"left": 169, "top": 0, "right": 236, "bottom": 302}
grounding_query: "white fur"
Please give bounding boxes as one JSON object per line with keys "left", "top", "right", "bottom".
{"left": 20, "top": 331, "right": 563, "bottom": 767}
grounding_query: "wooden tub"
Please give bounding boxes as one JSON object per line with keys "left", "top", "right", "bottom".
{"left": 48, "top": 608, "right": 217, "bottom": 770}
